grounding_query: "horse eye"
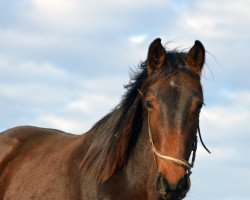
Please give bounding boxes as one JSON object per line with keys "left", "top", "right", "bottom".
{"left": 146, "top": 100, "right": 153, "bottom": 109}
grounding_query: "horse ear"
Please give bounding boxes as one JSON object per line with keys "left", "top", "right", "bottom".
{"left": 186, "top": 40, "right": 205, "bottom": 75}
{"left": 147, "top": 38, "right": 166, "bottom": 74}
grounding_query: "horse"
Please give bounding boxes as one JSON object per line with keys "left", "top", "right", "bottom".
{"left": 0, "top": 38, "right": 210, "bottom": 200}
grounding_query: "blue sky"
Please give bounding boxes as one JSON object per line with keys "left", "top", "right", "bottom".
{"left": 0, "top": 0, "right": 250, "bottom": 199}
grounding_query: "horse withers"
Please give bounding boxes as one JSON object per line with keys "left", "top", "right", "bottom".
{"left": 0, "top": 38, "right": 208, "bottom": 200}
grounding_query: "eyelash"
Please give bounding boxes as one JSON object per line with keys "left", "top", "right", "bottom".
{"left": 197, "top": 102, "right": 205, "bottom": 111}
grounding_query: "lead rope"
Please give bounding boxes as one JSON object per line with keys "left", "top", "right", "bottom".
{"left": 189, "top": 126, "right": 211, "bottom": 174}
{"left": 190, "top": 135, "right": 197, "bottom": 167}
{"left": 198, "top": 125, "right": 211, "bottom": 154}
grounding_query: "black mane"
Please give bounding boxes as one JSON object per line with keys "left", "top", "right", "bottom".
{"left": 80, "top": 51, "right": 195, "bottom": 182}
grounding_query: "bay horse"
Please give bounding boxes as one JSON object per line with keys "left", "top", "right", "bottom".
{"left": 0, "top": 38, "right": 210, "bottom": 200}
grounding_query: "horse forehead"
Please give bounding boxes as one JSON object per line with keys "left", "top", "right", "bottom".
{"left": 149, "top": 72, "right": 201, "bottom": 98}
{"left": 168, "top": 72, "right": 201, "bottom": 91}
{"left": 170, "top": 78, "right": 180, "bottom": 89}
{"left": 157, "top": 74, "right": 192, "bottom": 92}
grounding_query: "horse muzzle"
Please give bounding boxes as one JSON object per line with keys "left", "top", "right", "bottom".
{"left": 156, "top": 173, "right": 191, "bottom": 200}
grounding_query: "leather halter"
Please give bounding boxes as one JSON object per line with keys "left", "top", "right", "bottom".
{"left": 147, "top": 115, "right": 195, "bottom": 172}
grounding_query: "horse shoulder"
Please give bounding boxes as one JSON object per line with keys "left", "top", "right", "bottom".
{"left": 0, "top": 126, "right": 85, "bottom": 199}
{"left": 0, "top": 126, "right": 62, "bottom": 167}
{"left": 0, "top": 128, "right": 20, "bottom": 167}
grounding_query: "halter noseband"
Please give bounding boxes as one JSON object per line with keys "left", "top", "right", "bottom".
{"left": 148, "top": 115, "right": 196, "bottom": 173}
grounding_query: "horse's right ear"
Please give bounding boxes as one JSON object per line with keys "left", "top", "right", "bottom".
{"left": 147, "top": 38, "right": 166, "bottom": 74}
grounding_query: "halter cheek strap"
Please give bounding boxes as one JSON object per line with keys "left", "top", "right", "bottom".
{"left": 148, "top": 115, "right": 195, "bottom": 172}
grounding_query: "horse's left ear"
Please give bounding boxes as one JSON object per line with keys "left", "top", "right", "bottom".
{"left": 147, "top": 38, "right": 166, "bottom": 74}
{"left": 186, "top": 40, "right": 205, "bottom": 75}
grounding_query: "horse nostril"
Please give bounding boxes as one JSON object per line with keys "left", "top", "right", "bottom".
{"left": 176, "top": 176, "right": 191, "bottom": 198}
{"left": 183, "top": 176, "right": 191, "bottom": 193}
{"left": 156, "top": 173, "right": 169, "bottom": 196}
{"left": 155, "top": 174, "right": 191, "bottom": 200}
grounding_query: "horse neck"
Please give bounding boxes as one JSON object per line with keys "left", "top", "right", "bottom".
{"left": 120, "top": 117, "right": 157, "bottom": 197}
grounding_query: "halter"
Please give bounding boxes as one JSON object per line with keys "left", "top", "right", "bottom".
{"left": 147, "top": 115, "right": 195, "bottom": 173}
{"left": 137, "top": 89, "right": 210, "bottom": 173}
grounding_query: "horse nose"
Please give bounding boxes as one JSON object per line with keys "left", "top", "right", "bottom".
{"left": 156, "top": 173, "right": 190, "bottom": 200}
{"left": 156, "top": 173, "right": 169, "bottom": 196}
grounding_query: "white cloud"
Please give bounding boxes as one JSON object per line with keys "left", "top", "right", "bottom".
{"left": 25, "top": 0, "right": 78, "bottom": 27}
{"left": 200, "top": 90, "right": 250, "bottom": 139}
{"left": 79, "top": 76, "right": 128, "bottom": 93}
{"left": 29, "top": 0, "right": 76, "bottom": 15}
{"left": 22, "top": 0, "right": 168, "bottom": 33}
{"left": 68, "top": 93, "right": 118, "bottom": 115}
{"left": 0, "top": 29, "right": 62, "bottom": 48}
{"left": 18, "top": 62, "right": 67, "bottom": 77}
{"left": 129, "top": 34, "right": 147, "bottom": 45}
{"left": 196, "top": 145, "right": 241, "bottom": 164}
{"left": 67, "top": 76, "right": 126, "bottom": 123}
{"left": 37, "top": 115, "right": 85, "bottom": 134}
{"left": 179, "top": 15, "right": 230, "bottom": 38}
{"left": 0, "top": 58, "right": 72, "bottom": 105}
{"left": 0, "top": 58, "right": 68, "bottom": 78}
{"left": 34, "top": 76, "right": 127, "bottom": 134}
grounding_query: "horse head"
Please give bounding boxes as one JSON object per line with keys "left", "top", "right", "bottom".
{"left": 140, "top": 38, "right": 205, "bottom": 199}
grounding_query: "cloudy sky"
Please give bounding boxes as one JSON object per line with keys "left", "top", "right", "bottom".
{"left": 0, "top": 0, "right": 249, "bottom": 199}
